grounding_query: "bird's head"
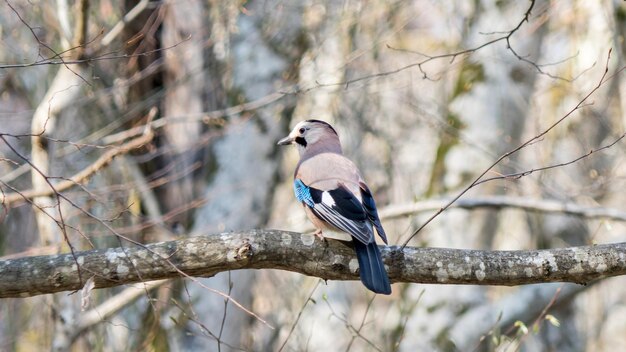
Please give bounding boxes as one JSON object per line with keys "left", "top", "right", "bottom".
{"left": 277, "top": 119, "right": 341, "bottom": 156}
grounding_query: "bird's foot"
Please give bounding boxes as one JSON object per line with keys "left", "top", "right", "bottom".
{"left": 314, "top": 229, "right": 326, "bottom": 242}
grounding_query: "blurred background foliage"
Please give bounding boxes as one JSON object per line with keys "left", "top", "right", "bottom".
{"left": 1, "top": 0, "right": 625, "bottom": 350}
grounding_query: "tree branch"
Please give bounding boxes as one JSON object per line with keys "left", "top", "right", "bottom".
{"left": 2, "top": 127, "right": 154, "bottom": 206}
{"left": 379, "top": 196, "right": 626, "bottom": 222}
{"left": 0, "top": 230, "right": 625, "bottom": 298}
{"left": 400, "top": 50, "right": 622, "bottom": 247}
{"left": 70, "top": 279, "right": 168, "bottom": 345}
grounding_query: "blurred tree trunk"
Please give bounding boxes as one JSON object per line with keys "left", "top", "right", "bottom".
{"left": 1, "top": 0, "right": 626, "bottom": 350}
{"left": 169, "top": 1, "right": 298, "bottom": 350}
{"left": 264, "top": 2, "right": 361, "bottom": 350}
{"left": 31, "top": 0, "right": 91, "bottom": 349}
{"left": 407, "top": 1, "right": 550, "bottom": 350}
{"left": 159, "top": 0, "right": 206, "bottom": 226}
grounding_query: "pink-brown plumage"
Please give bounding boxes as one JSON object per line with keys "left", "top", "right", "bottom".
{"left": 278, "top": 119, "right": 392, "bottom": 294}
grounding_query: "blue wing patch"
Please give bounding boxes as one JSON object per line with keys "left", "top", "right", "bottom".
{"left": 293, "top": 180, "right": 377, "bottom": 245}
{"left": 294, "top": 179, "right": 314, "bottom": 207}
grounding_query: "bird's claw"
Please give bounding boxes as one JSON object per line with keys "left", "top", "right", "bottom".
{"left": 314, "top": 229, "right": 327, "bottom": 242}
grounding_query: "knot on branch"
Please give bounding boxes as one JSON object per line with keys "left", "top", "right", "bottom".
{"left": 236, "top": 241, "right": 252, "bottom": 261}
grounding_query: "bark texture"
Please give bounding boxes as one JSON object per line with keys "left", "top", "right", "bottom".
{"left": 1, "top": 230, "right": 624, "bottom": 298}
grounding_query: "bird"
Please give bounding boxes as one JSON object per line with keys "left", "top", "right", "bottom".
{"left": 277, "top": 119, "right": 391, "bottom": 295}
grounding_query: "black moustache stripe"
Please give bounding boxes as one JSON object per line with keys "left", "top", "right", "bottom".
{"left": 295, "top": 136, "right": 307, "bottom": 147}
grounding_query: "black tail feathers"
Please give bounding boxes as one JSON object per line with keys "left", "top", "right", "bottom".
{"left": 353, "top": 240, "right": 391, "bottom": 295}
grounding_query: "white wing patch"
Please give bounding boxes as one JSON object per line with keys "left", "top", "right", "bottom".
{"left": 321, "top": 191, "right": 336, "bottom": 207}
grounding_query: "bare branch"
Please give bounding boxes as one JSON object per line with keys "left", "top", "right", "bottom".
{"left": 101, "top": 90, "right": 287, "bottom": 145}
{"left": 304, "top": 0, "right": 571, "bottom": 88}
{"left": 0, "top": 90, "right": 285, "bottom": 185}
{"left": 0, "top": 36, "right": 190, "bottom": 69}
{"left": 71, "top": 0, "right": 89, "bottom": 60}
{"left": 0, "top": 230, "right": 625, "bottom": 298}
{"left": 400, "top": 50, "right": 624, "bottom": 247}
{"left": 278, "top": 280, "right": 321, "bottom": 352}
{"left": 100, "top": 0, "right": 150, "bottom": 47}
{"left": 3, "top": 127, "right": 154, "bottom": 206}
{"left": 70, "top": 280, "right": 168, "bottom": 344}
{"left": 4, "top": 0, "right": 89, "bottom": 83}
{"left": 379, "top": 196, "right": 626, "bottom": 223}
{"left": 474, "top": 132, "right": 626, "bottom": 186}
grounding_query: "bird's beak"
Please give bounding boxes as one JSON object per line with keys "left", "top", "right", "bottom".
{"left": 277, "top": 135, "right": 294, "bottom": 146}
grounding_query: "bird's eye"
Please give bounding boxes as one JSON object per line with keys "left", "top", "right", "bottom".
{"left": 299, "top": 128, "right": 306, "bottom": 134}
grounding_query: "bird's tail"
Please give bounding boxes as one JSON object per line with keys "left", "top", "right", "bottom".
{"left": 353, "top": 241, "right": 391, "bottom": 295}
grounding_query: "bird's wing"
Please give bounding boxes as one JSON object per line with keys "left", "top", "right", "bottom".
{"left": 294, "top": 179, "right": 374, "bottom": 244}
{"left": 359, "top": 181, "right": 388, "bottom": 244}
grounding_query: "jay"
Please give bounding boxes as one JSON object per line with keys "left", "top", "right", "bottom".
{"left": 277, "top": 120, "right": 391, "bottom": 295}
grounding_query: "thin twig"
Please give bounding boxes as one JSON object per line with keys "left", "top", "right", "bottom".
{"left": 380, "top": 196, "right": 626, "bottom": 223}
{"left": 3, "top": 127, "right": 154, "bottom": 205}
{"left": 217, "top": 271, "right": 234, "bottom": 352}
{"left": 277, "top": 279, "right": 321, "bottom": 352}
{"left": 324, "top": 297, "right": 383, "bottom": 352}
{"left": 400, "top": 50, "right": 622, "bottom": 248}
{"left": 474, "top": 132, "right": 626, "bottom": 186}
{"left": 70, "top": 280, "right": 169, "bottom": 344}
